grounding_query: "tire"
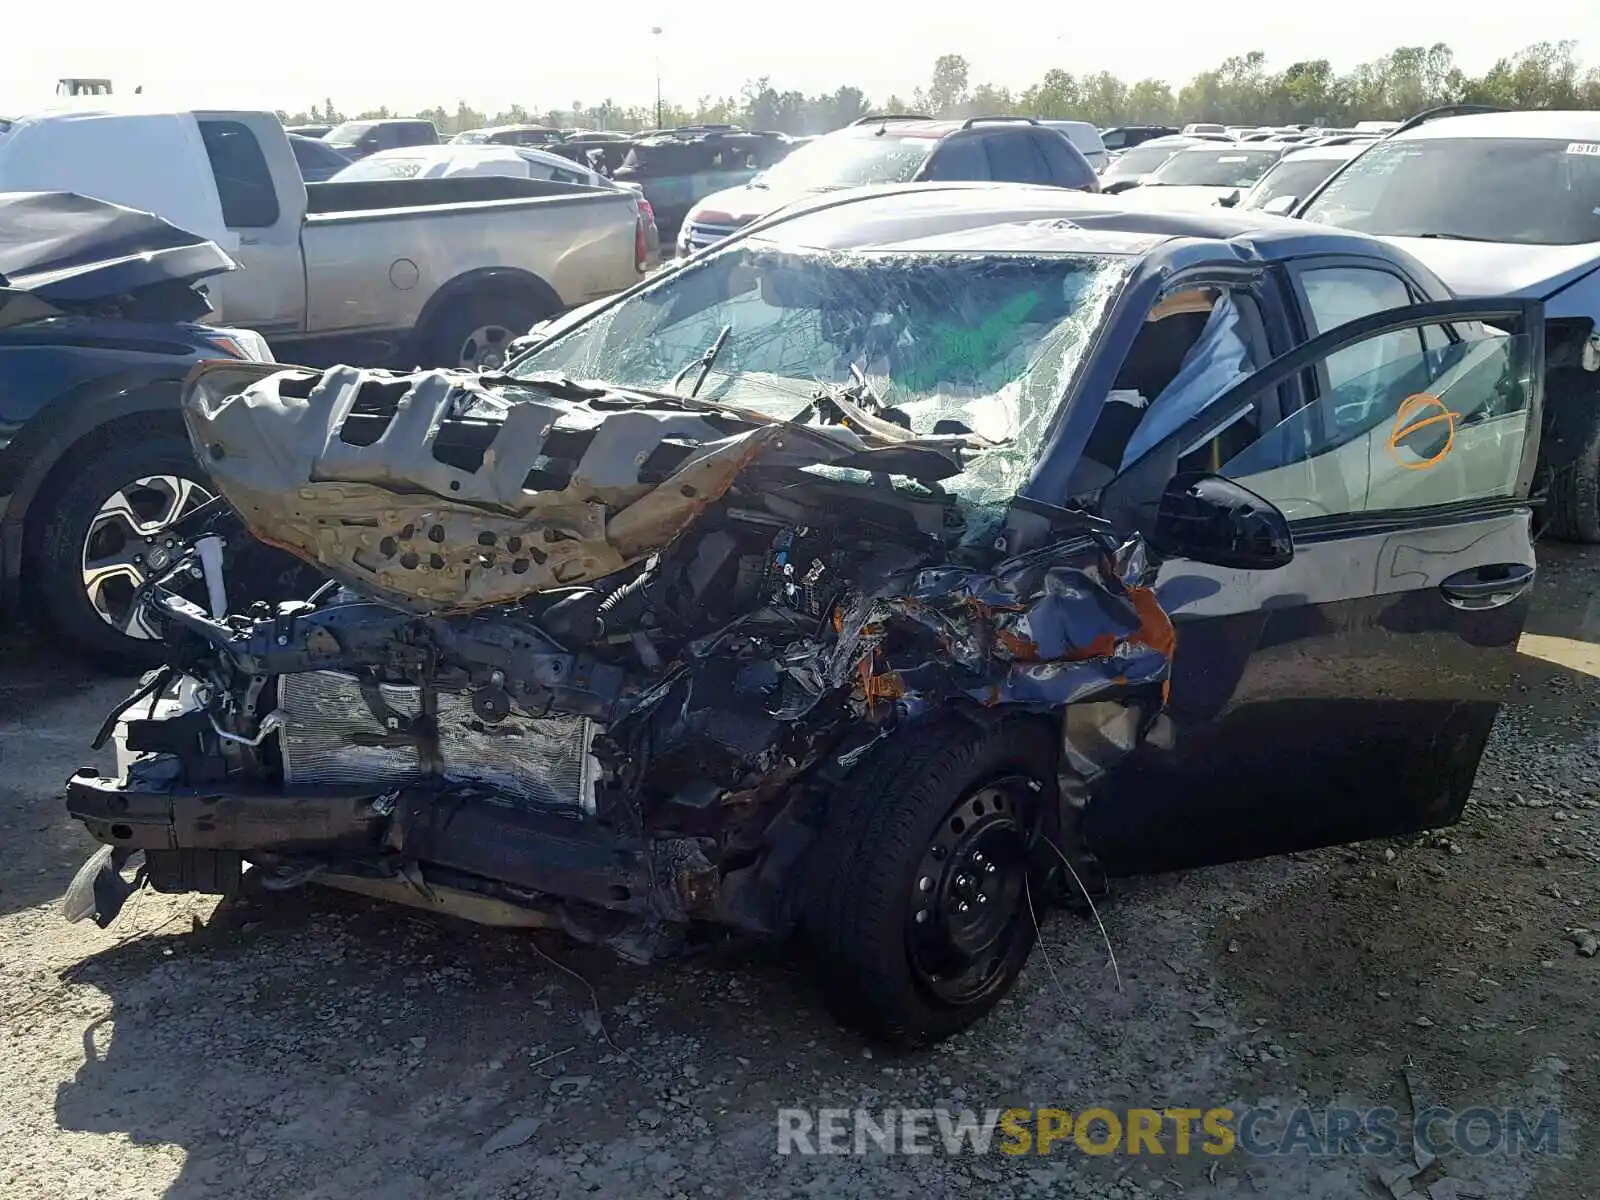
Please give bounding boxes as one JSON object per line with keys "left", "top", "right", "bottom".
{"left": 804, "top": 717, "right": 1059, "bottom": 1048}
{"left": 28, "top": 418, "right": 217, "bottom": 673}
{"left": 421, "top": 290, "right": 559, "bottom": 371}
{"left": 1542, "top": 370, "right": 1600, "bottom": 544}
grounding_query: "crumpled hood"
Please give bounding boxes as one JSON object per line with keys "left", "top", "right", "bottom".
{"left": 0, "top": 190, "right": 235, "bottom": 306}
{"left": 1120, "top": 184, "right": 1240, "bottom": 212}
{"left": 1384, "top": 235, "right": 1600, "bottom": 300}
{"left": 181, "top": 361, "right": 987, "bottom": 612}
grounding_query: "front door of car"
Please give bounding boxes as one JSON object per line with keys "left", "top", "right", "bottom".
{"left": 1084, "top": 298, "right": 1545, "bottom": 874}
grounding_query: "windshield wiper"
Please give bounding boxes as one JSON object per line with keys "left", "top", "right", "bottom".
{"left": 1412, "top": 232, "right": 1501, "bottom": 242}
{"left": 670, "top": 324, "right": 732, "bottom": 399}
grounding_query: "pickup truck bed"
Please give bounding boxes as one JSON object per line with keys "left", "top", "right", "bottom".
{"left": 288, "top": 175, "right": 645, "bottom": 366}
{"left": 0, "top": 107, "right": 648, "bottom": 370}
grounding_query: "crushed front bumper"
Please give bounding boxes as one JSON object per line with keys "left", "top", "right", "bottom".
{"left": 65, "top": 771, "right": 658, "bottom": 915}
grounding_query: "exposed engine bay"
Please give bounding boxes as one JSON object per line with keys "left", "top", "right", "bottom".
{"left": 65, "top": 360, "right": 1175, "bottom": 973}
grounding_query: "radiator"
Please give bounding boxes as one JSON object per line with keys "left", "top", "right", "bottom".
{"left": 276, "top": 671, "right": 599, "bottom": 815}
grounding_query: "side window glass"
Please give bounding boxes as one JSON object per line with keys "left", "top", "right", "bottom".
{"left": 1300, "top": 267, "right": 1420, "bottom": 391}
{"left": 1217, "top": 324, "right": 1535, "bottom": 520}
{"left": 922, "top": 137, "right": 989, "bottom": 182}
{"left": 1034, "top": 132, "right": 1094, "bottom": 188}
{"left": 984, "top": 133, "right": 1050, "bottom": 183}
{"left": 198, "top": 120, "right": 280, "bottom": 228}
{"left": 1069, "top": 288, "right": 1263, "bottom": 496}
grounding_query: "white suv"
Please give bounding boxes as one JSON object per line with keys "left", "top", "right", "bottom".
{"left": 1296, "top": 108, "right": 1600, "bottom": 541}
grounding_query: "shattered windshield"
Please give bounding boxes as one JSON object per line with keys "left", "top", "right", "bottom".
{"left": 1300, "top": 137, "right": 1600, "bottom": 245}
{"left": 512, "top": 243, "right": 1129, "bottom": 506}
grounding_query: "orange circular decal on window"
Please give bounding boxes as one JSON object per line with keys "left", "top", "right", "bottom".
{"left": 1387, "top": 393, "right": 1459, "bottom": 471}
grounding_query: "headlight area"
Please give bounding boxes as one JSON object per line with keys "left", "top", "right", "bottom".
{"left": 199, "top": 327, "right": 276, "bottom": 362}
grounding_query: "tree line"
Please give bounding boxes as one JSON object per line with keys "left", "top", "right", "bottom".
{"left": 281, "top": 39, "right": 1600, "bottom": 138}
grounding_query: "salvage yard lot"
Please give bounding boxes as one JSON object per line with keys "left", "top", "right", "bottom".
{"left": 2, "top": 544, "right": 1597, "bottom": 1200}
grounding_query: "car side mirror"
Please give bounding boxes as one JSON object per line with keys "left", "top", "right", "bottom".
{"left": 1216, "top": 188, "right": 1240, "bottom": 208}
{"left": 1147, "top": 474, "right": 1293, "bottom": 570}
{"left": 1261, "top": 194, "right": 1299, "bottom": 216}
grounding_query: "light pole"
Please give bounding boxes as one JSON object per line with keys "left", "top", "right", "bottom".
{"left": 651, "top": 26, "right": 663, "bottom": 129}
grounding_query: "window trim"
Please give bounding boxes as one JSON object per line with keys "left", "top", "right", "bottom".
{"left": 197, "top": 118, "right": 281, "bottom": 230}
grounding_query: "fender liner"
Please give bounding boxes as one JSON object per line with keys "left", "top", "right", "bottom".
{"left": 1, "top": 370, "right": 188, "bottom": 610}
{"left": 404, "top": 267, "right": 567, "bottom": 363}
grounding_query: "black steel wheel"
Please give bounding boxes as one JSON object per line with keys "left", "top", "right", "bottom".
{"left": 805, "top": 717, "right": 1057, "bottom": 1047}
{"left": 906, "top": 779, "right": 1037, "bottom": 1010}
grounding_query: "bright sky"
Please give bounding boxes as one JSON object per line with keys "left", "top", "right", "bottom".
{"left": 4, "top": 1, "right": 1596, "bottom": 118}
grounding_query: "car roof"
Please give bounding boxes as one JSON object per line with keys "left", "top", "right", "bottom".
{"left": 1122, "top": 135, "right": 1209, "bottom": 150}
{"left": 1166, "top": 143, "right": 1283, "bottom": 156}
{"left": 505, "top": 144, "right": 594, "bottom": 173}
{"left": 631, "top": 125, "right": 776, "bottom": 145}
{"left": 1275, "top": 142, "right": 1368, "bottom": 162}
{"left": 335, "top": 118, "right": 432, "bottom": 128}
{"left": 835, "top": 117, "right": 1041, "bottom": 141}
{"left": 360, "top": 145, "right": 539, "bottom": 166}
{"left": 746, "top": 182, "right": 1404, "bottom": 265}
{"left": 1393, "top": 110, "right": 1600, "bottom": 141}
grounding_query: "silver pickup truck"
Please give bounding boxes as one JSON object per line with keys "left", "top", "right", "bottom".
{"left": 0, "top": 106, "right": 651, "bottom": 368}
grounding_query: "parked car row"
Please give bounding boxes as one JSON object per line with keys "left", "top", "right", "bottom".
{"left": 286, "top": 119, "right": 804, "bottom": 247}
{"left": 677, "top": 114, "right": 1102, "bottom": 255}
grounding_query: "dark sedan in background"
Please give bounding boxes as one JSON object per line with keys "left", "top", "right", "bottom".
{"left": 0, "top": 192, "right": 306, "bottom": 669}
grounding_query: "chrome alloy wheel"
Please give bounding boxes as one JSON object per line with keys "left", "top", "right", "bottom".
{"left": 80, "top": 474, "right": 213, "bottom": 638}
{"left": 458, "top": 324, "right": 517, "bottom": 371}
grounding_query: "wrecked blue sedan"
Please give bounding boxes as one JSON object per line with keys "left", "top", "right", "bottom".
{"left": 65, "top": 183, "right": 1545, "bottom": 1046}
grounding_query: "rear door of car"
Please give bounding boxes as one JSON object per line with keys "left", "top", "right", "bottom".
{"left": 1085, "top": 297, "right": 1545, "bottom": 873}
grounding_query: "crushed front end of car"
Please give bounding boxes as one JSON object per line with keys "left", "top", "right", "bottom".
{"left": 63, "top": 358, "right": 1175, "bottom": 1043}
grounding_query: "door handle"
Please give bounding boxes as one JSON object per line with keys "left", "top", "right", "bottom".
{"left": 238, "top": 236, "right": 261, "bottom": 246}
{"left": 1439, "top": 562, "right": 1535, "bottom": 610}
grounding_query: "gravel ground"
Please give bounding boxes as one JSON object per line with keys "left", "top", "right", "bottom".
{"left": 1, "top": 545, "right": 1596, "bottom": 1199}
